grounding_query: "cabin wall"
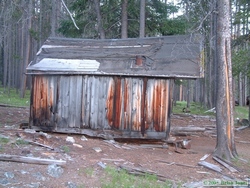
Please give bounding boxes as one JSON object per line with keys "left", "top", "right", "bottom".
{"left": 30, "top": 75, "right": 173, "bottom": 138}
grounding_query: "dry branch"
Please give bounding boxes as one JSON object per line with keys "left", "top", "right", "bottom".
{"left": 0, "top": 154, "right": 66, "bottom": 166}
{"left": 23, "top": 139, "right": 54, "bottom": 150}
{"left": 61, "top": 0, "right": 79, "bottom": 30}
{"left": 118, "top": 165, "right": 169, "bottom": 181}
{"left": 236, "top": 140, "right": 250, "bottom": 144}
{"left": 157, "top": 160, "right": 198, "bottom": 168}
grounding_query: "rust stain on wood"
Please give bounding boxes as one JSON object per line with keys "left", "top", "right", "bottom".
{"left": 106, "top": 79, "right": 114, "bottom": 126}
{"left": 30, "top": 75, "right": 172, "bottom": 138}
{"left": 141, "top": 78, "right": 148, "bottom": 136}
{"left": 123, "top": 78, "right": 131, "bottom": 130}
{"left": 113, "top": 77, "right": 122, "bottom": 129}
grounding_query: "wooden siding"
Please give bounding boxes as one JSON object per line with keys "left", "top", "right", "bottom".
{"left": 30, "top": 75, "right": 172, "bottom": 138}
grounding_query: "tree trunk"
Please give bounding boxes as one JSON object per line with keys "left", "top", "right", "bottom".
{"left": 186, "top": 80, "right": 191, "bottom": 109}
{"left": 139, "top": 0, "right": 145, "bottom": 38}
{"left": 93, "top": 0, "right": 105, "bottom": 39}
{"left": 214, "top": 0, "right": 237, "bottom": 160}
{"left": 238, "top": 73, "right": 243, "bottom": 106}
{"left": 20, "top": 0, "right": 32, "bottom": 98}
{"left": 51, "top": 0, "right": 57, "bottom": 37}
{"left": 121, "top": 0, "right": 128, "bottom": 39}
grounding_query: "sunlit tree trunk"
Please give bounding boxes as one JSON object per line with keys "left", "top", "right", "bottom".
{"left": 214, "top": 0, "right": 238, "bottom": 160}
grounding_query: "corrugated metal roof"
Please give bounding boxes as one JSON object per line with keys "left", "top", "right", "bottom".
{"left": 27, "top": 35, "right": 204, "bottom": 78}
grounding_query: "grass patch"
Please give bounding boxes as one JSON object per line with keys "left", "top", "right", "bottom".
{"left": 101, "top": 166, "right": 174, "bottom": 188}
{"left": 61, "top": 145, "right": 70, "bottom": 153}
{"left": 0, "top": 137, "right": 10, "bottom": 144}
{"left": 0, "top": 136, "right": 10, "bottom": 152}
{"left": 84, "top": 167, "right": 94, "bottom": 177}
{"left": 0, "top": 87, "right": 30, "bottom": 107}
{"left": 234, "top": 106, "right": 249, "bottom": 119}
{"left": 173, "top": 101, "right": 249, "bottom": 118}
{"left": 15, "top": 138, "right": 29, "bottom": 145}
{"left": 173, "top": 101, "right": 215, "bottom": 116}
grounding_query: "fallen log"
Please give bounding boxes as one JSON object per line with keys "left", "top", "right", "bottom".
{"left": 0, "top": 154, "right": 66, "bottom": 166}
{"left": 235, "top": 126, "right": 249, "bottom": 131}
{"left": 171, "top": 127, "right": 206, "bottom": 132}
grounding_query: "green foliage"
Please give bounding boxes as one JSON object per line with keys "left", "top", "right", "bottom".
{"left": 0, "top": 87, "right": 30, "bottom": 107}
{"left": 232, "top": 49, "right": 250, "bottom": 77}
{"left": 102, "top": 166, "right": 173, "bottom": 188}
{"left": 58, "top": 0, "right": 186, "bottom": 38}
{"left": 159, "top": 16, "right": 187, "bottom": 35}
{"left": 29, "top": 28, "right": 39, "bottom": 41}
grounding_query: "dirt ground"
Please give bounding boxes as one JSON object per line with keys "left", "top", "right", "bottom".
{"left": 0, "top": 106, "right": 250, "bottom": 188}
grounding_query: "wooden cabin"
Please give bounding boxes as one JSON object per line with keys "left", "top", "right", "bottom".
{"left": 26, "top": 35, "right": 203, "bottom": 139}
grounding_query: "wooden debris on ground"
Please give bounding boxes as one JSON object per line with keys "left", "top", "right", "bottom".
{"left": 103, "top": 140, "right": 122, "bottom": 149}
{"left": 198, "top": 160, "right": 222, "bottom": 173}
{"left": 236, "top": 140, "right": 250, "bottom": 144}
{"left": 157, "top": 160, "right": 198, "bottom": 168}
{"left": 0, "top": 154, "right": 66, "bottom": 166}
{"left": 213, "top": 156, "right": 240, "bottom": 173}
{"left": 22, "top": 139, "right": 54, "bottom": 150}
{"left": 103, "top": 140, "right": 135, "bottom": 150}
{"left": 101, "top": 158, "right": 125, "bottom": 162}
{"left": 200, "top": 154, "right": 210, "bottom": 161}
{"left": 118, "top": 164, "right": 169, "bottom": 181}
{"left": 171, "top": 126, "right": 215, "bottom": 136}
{"left": 235, "top": 126, "right": 249, "bottom": 131}
{"left": 93, "top": 147, "right": 102, "bottom": 152}
{"left": 139, "top": 144, "right": 168, "bottom": 149}
{"left": 171, "top": 127, "right": 206, "bottom": 132}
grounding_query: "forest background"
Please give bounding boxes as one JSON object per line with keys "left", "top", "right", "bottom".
{"left": 0, "top": 0, "right": 249, "bottom": 110}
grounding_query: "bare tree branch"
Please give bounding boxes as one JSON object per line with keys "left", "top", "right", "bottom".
{"left": 61, "top": 0, "right": 79, "bottom": 30}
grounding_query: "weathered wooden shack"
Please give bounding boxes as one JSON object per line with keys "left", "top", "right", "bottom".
{"left": 26, "top": 35, "right": 203, "bottom": 139}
